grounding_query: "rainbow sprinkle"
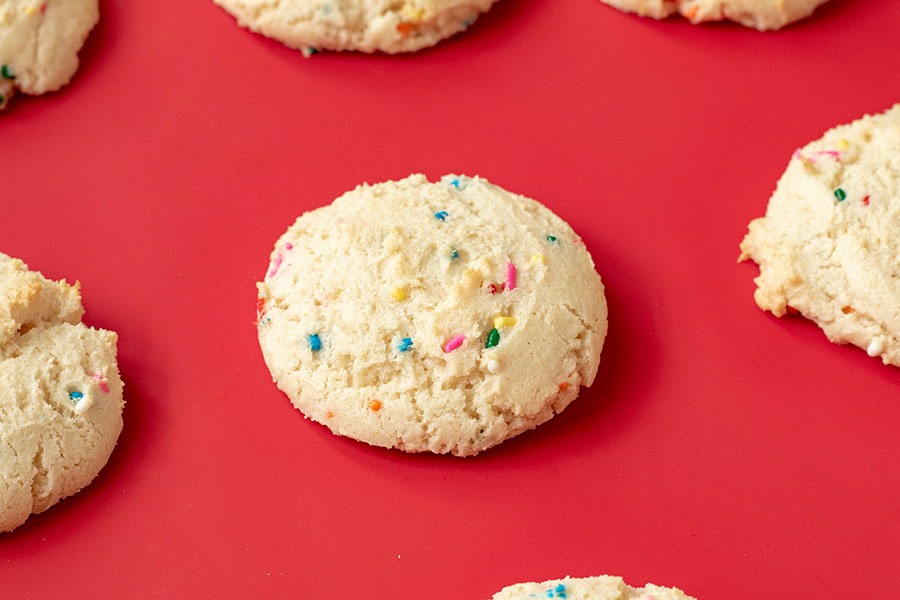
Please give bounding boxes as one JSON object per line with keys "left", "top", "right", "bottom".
{"left": 485, "top": 328, "right": 499, "bottom": 348}
{"left": 398, "top": 337, "right": 413, "bottom": 352}
{"left": 434, "top": 211, "right": 448, "bottom": 221}
{"left": 443, "top": 334, "right": 465, "bottom": 353}
{"left": 506, "top": 263, "right": 517, "bottom": 290}
{"left": 493, "top": 316, "right": 517, "bottom": 328}
{"left": 367, "top": 398, "right": 382, "bottom": 411}
{"left": 69, "top": 391, "right": 83, "bottom": 402}
{"left": 546, "top": 583, "right": 567, "bottom": 598}
{"left": 546, "top": 235, "right": 557, "bottom": 242}
{"left": 1, "top": 65, "right": 14, "bottom": 79}
{"left": 91, "top": 373, "right": 110, "bottom": 394}
{"left": 308, "top": 334, "right": 322, "bottom": 351}
{"left": 835, "top": 188, "right": 847, "bottom": 201}
{"left": 391, "top": 287, "right": 407, "bottom": 301}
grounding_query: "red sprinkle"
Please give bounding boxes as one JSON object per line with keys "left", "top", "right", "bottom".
{"left": 863, "top": 195, "right": 870, "bottom": 206}
{"left": 559, "top": 382, "right": 569, "bottom": 391}
{"left": 256, "top": 297, "right": 266, "bottom": 319}
{"left": 488, "top": 283, "right": 505, "bottom": 295}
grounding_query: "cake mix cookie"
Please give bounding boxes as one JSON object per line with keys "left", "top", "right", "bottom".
{"left": 257, "top": 174, "right": 607, "bottom": 456}
{"left": 740, "top": 105, "right": 900, "bottom": 367}
{"left": 0, "top": 0, "right": 99, "bottom": 109}
{"left": 1, "top": 253, "right": 123, "bottom": 532}
{"left": 212, "top": 0, "right": 499, "bottom": 56}
{"left": 599, "top": 0, "right": 829, "bottom": 30}
{"left": 491, "top": 575, "right": 697, "bottom": 600}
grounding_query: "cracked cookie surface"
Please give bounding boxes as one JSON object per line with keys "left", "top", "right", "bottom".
{"left": 599, "top": 0, "right": 829, "bottom": 30}
{"left": 212, "top": 0, "right": 498, "bottom": 55}
{"left": 0, "top": 0, "right": 99, "bottom": 109}
{"left": 740, "top": 104, "right": 900, "bottom": 368}
{"left": 1, "top": 252, "right": 123, "bottom": 532}
{"left": 491, "top": 575, "right": 696, "bottom": 600}
{"left": 257, "top": 174, "right": 607, "bottom": 456}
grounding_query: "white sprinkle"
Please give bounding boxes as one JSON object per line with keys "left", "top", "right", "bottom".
{"left": 74, "top": 394, "right": 94, "bottom": 415}
{"left": 867, "top": 339, "right": 884, "bottom": 357}
{"left": 487, "top": 359, "right": 500, "bottom": 374}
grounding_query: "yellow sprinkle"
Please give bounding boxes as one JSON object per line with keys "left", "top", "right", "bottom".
{"left": 493, "top": 316, "right": 517, "bottom": 329}
{"left": 401, "top": 3, "right": 425, "bottom": 20}
{"left": 391, "top": 288, "right": 407, "bottom": 301}
{"left": 836, "top": 139, "right": 850, "bottom": 151}
{"left": 530, "top": 254, "right": 545, "bottom": 264}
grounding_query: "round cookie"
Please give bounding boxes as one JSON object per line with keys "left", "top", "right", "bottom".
{"left": 257, "top": 174, "right": 607, "bottom": 456}
{"left": 0, "top": 0, "right": 99, "bottom": 109}
{"left": 1, "top": 252, "right": 123, "bottom": 532}
{"left": 740, "top": 104, "right": 900, "bottom": 367}
{"left": 212, "top": 0, "right": 499, "bottom": 56}
{"left": 491, "top": 575, "right": 697, "bottom": 600}
{"left": 598, "top": 0, "right": 829, "bottom": 30}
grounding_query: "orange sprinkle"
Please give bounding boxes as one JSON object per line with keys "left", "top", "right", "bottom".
{"left": 326, "top": 411, "right": 334, "bottom": 419}
{"left": 397, "top": 22, "right": 414, "bottom": 36}
{"left": 684, "top": 6, "right": 700, "bottom": 20}
{"left": 842, "top": 306, "right": 854, "bottom": 314}
{"left": 559, "top": 382, "right": 568, "bottom": 392}
{"left": 368, "top": 399, "right": 382, "bottom": 412}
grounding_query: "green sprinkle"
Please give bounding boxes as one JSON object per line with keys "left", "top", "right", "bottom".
{"left": 546, "top": 235, "right": 557, "bottom": 242}
{"left": 485, "top": 328, "right": 500, "bottom": 348}
{"left": 1, "top": 65, "right": 13, "bottom": 80}
{"left": 0, "top": 94, "right": 4, "bottom": 104}
{"left": 835, "top": 188, "right": 847, "bottom": 202}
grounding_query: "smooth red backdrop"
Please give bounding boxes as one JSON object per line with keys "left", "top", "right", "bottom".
{"left": 2, "top": 1, "right": 899, "bottom": 598}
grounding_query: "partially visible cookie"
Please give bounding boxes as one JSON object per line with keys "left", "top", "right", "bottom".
{"left": 0, "top": 0, "right": 99, "bottom": 109}
{"left": 1, "top": 252, "right": 124, "bottom": 533}
{"left": 740, "top": 104, "right": 900, "bottom": 367}
{"left": 212, "top": 0, "right": 499, "bottom": 56}
{"left": 257, "top": 174, "right": 607, "bottom": 456}
{"left": 598, "top": 0, "right": 829, "bottom": 30}
{"left": 491, "top": 575, "right": 697, "bottom": 600}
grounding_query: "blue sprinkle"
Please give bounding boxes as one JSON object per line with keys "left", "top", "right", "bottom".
{"left": 434, "top": 211, "right": 448, "bottom": 221}
{"left": 449, "top": 249, "right": 459, "bottom": 259}
{"left": 69, "top": 391, "right": 83, "bottom": 402}
{"left": 308, "top": 334, "right": 322, "bottom": 351}
{"left": 398, "top": 337, "right": 413, "bottom": 352}
{"left": 450, "top": 178, "right": 461, "bottom": 188}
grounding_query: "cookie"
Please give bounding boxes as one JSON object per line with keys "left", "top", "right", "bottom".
{"left": 491, "top": 575, "right": 697, "bottom": 600}
{"left": 739, "top": 105, "right": 900, "bottom": 367}
{"left": 598, "top": 0, "right": 829, "bottom": 30}
{"left": 257, "top": 174, "right": 607, "bottom": 456}
{"left": 1, "top": 253, "right": 123, "bottom": 532}
{"left": 212, "top": 0, "right": 499, "bottom": 56}
{"left": 0, "top": 0, "right": 99, "bottom": 109}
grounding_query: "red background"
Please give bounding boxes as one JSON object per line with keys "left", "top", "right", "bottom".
{"left": 2, "top": 1, "right": 900, "bottom": 597}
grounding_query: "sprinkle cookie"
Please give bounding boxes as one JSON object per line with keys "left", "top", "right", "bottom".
{"left": 212, "top": 0, "right": 499, "bottom": 56}
{"left": 257, "top": 174, "right": 608, "bottom": 456}
{"left": 598, "top": 0, "right": 830, "bottom": 30}
{"left": 740, "top": 105, "right": 900, "bottom": 367}
{"left": 1, "top": 253, "right": 123, "bottom": 532}
{"left": 0, "top": 0, "right": 99, "bottom": 109}
{"left": 490, "top": 575, "right": 697, "bottom": 600}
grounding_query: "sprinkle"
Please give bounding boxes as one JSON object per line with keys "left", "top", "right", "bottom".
{"left": 485, "top": 328, "right": 499, "bottom": 348}
{"left": 835, "top": 188, "right": 847, "bottom": 201}
{"left": 74, "top": 394, "right": 94, "bottom": 415}
{"left": 816, "top": 150, "right": 841, "bottom": 160}
{"left": 684, "top": 5, "right": 699, "bottom": 19}
{"left": 493, "top": 316, "right": 517, "bottom": 328}
{"left": 398, "top": 337, "right": 413, "bottom": 352}
{"left": 488, "top": 283, "right": 504, "bottom": 295}
{"left": 863, "top": 195, "right": 870, "bottom": 206}
{"left": 256, "top": 296, "right": 267, "bottom": 321}
{"left": 443, "top": 334, "right": 465, "bottom": 353}
{"left": 793, "top": 149, "right": 808, "bottom": 162}
{"left": 559, "top": 382, "right": 568, "bottom": 391}
{"left": 267, "top": 254, "right": 284, "bottom": 278}
{"left": 530, "top": 254, "right": 545, "bottom": 264}
{"left": 837, "top": 139, "right": 850, "bottom": 151}
{"left": 506, "top": 263, "right": 517, "bottom": 290}
{"left": 842, "top": 306, "right": 854, "bottom": 314}
{"left": 1, "top": 65, "right": 14, "bottom": 80}
{"left": 867, "top": 339, "right": 884, "bottom": 357}
{"left": 326, "top": 411, "right": 334, "bottom": 419}
{"left": 487, "top": 359, "right": 500, "bottom": 373}
{"left": 367, "top": 399, "right": 382, "bottom": 411}
{"left": 285, "top": 242, "right": 293, "bottom": 250}
{"left": 91, "top": 373, "right": 110, "bottom": 394}
{"left": 449, "top": 249, "right": 459, "bottom": 260}
{"left": 433, "top": 210, "right": 448, "bottom": 221}
{"left": 401, "top": 2, "right": 425, "bottom": 19}
{"left": 308, "top": 333, "right": 322, "bottom": 352}
{"left": 397, "top": 21, "right": 415, "bottom": 35}
{"left": 546, "top": 235, "right": 557, "bottom": 242}
{"left": 69, "top": 391, "right": 84, "bottom": 402}
{"left": 449, "top": 178, "right": 461, "bottom": 189}
{"left": 302, "top": 46, "right": 319, "bottom": 57}
{"left": 391, "top": 287, "right": 407, "bottom": 301}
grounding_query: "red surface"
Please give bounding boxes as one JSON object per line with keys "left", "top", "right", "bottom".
{"left": 2, "top": 1, "right": 900, "bottom": 598}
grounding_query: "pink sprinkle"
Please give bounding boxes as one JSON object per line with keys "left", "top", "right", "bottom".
{"left": 506, "top": 263, "right": 516, "bottom": 291}
{"left": 285, "top": 242, "right": 293, "bottom": 250}
{"left": 443, "top": 334, "right": 465, "bottom": 353}
{"left": 793, "top": 149, "right": 810, "bottom": 162}
{"left": 815, "top": 150, "right": 841, "bottom": 160}
{"left": 267, "top": 253, "right": 284, "bottom": 278}
{"left": 92, "top": 373, "right": 110, "bottom": 394}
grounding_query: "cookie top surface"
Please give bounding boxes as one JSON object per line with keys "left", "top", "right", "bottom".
{"left": 0, "top": 252, "right": 123, "bottom": 533}
{"left": 490, "top": 575, "right": 696, "bottom": 600}
{"left": 212, "top": 0, "right": 498, "bottom": 55}
{"left": 0, "top": 0, "right": 99, "bottom": 108}
{"left": 599, "top": 0, "right": 829, "bottom": 30}
{"left": 257, "top": 174, "right": 607, "bottom": 456}
{"left": 740, "top": 104, "right": 900, "bottom": 367}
